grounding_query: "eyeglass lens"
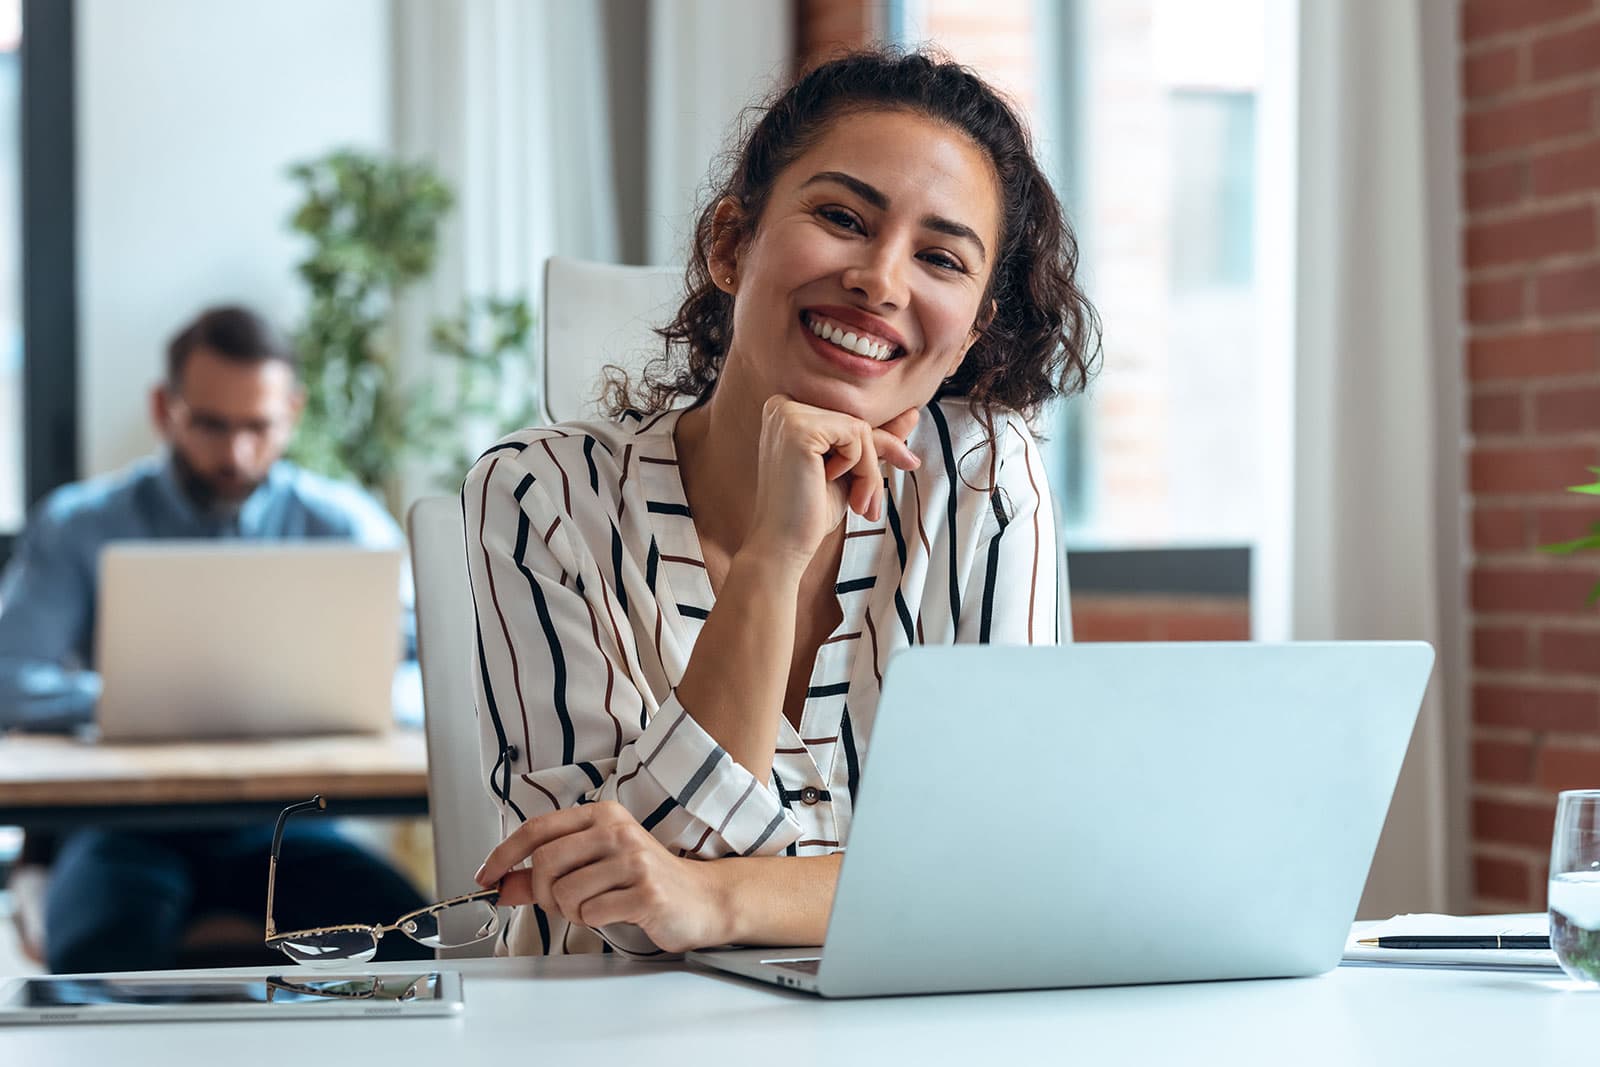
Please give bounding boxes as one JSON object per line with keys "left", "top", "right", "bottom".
{"left": 274, "top": 929, "right": 382, "bottom": 965}
{"left": 402, "top": 901, "right": 500, "bottom": 949}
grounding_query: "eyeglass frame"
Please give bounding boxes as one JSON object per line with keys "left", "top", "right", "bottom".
{"left": 264, "top": 973, "right": 428, "bottom": 1003}
{"left": 265, "top": 794, "right": 501, "bottom": 960}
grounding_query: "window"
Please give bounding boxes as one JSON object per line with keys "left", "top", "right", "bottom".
{"left": 0, "top": 0, "right": 77, "bottom": 569}
{"left": 892, "top": 0, "right": 1287, "bottom": 605}
{"left": 0, "top": 0, "right": 20, "bottom": 534}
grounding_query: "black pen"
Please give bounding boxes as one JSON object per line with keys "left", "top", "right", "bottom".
{"left": 1356, "top": 935, "right": 1550, "bottom": 949}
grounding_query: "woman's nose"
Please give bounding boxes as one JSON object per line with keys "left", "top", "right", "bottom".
{"left": 841, "top": 247, "right": 907, "bottom": 309}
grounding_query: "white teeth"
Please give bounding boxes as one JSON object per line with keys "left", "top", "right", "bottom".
{"left": 807, "top": 313, "right": 898, "bottom": 361}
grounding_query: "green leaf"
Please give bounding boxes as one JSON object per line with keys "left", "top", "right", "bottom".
{"left": 1541, "top": 534, "right": 1600, "bottom": 555}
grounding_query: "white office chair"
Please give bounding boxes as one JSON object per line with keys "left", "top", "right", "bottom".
{"left": 540, "top": 256, "right": 686, "bottom": 424}
{"left": 407, "top": 496, "right": 503, "bottom": 959}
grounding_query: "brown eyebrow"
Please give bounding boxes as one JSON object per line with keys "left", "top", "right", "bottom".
{"left": 800, "top": 170, "right": 988, "bottom": 265}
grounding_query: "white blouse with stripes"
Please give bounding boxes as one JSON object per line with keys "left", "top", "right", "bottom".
{"left": 463, "top": 399, "right": 1057, "bottom": 957}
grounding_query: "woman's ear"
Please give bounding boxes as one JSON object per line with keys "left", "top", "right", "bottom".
{"left": 973, "top": 298, "right": 997, "bottom": 337}
{"left": 943, "top": 298, "right": 997, "bottom": 378}
{"left": 707, "top": 197, "right": 745, "bottom": 293}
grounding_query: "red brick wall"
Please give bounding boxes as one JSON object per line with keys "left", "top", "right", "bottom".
{"left": 1463, "top": 0, "right": 1600, "bottom": 911}
{"left": 796, "top": 0, "right": 884, "bottom": 71}
{"left": 1072, "top": 596, "right": 1250, "bottom": 643}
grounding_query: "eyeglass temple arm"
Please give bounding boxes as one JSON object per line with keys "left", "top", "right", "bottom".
{"left": 266, "top": 795, "right": 327, "bottom": 939}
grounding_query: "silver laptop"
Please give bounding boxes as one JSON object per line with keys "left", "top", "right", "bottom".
{"left": 688, "top": 641, "right": 1435, "bottom": 998}
{"left": 95, "top": 542, "right": 403, "bottom": 741}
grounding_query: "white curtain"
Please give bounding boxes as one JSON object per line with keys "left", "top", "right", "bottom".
{"left": 645, "top": 0, "right": 792, "bottom": 265}
{"left": 1291, "top": 0, "right": 1466, "bottom": 916}
{"left": 390, "top": 0, "right": 622, "bottom": 501}
{"left": 394, "top": 0, "right": 620, "bottom": 296}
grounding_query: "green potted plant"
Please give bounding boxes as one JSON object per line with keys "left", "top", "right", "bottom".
{"left": 285, "top": 149, "right": 539, "bottom": 509}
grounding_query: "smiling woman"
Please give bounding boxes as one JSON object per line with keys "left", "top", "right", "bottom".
{"left": 703, "top": 115, "right": 1000, "bottom": 427}
{"left": 463, "top": 49, "right": 1100, "bottom": 958}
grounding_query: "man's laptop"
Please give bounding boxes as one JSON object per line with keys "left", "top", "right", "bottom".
{"left": 688, "top": 641, "right": 1435, "bottom": 998}
{"left": 94, "top": 542, "right": 402, "bottom": 741}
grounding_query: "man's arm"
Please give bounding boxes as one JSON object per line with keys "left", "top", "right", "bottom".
{"left": 0, "top": 507, "right": 99, "bottom": 731}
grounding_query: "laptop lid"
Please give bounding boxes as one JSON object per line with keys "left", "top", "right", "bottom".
{"left": 809, "top": 641, "right": 1434, "bottom": 997}
{"left": 95, "top": 543, "right": 402, "bottom": 741}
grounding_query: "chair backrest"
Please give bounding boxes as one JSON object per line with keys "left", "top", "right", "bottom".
{"left": 541, "top": 256, "right": 685, "bottom": 424}
{"left": 407, "top": 495, "right": 502, "bottom": 959}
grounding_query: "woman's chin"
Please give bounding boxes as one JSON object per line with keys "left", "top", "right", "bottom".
{"left": 782, "top": 380, "right": 899, "bottom": 426}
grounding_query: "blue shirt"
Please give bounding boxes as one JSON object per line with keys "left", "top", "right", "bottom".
{"left": 0, "top": 454, "right": 409, "bottom": 732}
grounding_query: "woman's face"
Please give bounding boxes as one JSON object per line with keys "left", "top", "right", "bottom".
{"left": 718, "top": 108, "right": 1002, "bottom": 426}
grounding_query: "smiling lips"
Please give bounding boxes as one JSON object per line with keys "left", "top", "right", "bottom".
{"left": 802, "top": 310, "right": 904, "bottom": 362}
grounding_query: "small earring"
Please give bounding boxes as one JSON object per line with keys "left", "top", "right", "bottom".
{"left": 724, "top": 276, "right": 734, "bottom": 286}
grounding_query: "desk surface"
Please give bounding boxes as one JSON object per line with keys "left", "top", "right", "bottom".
{"left": 0, "top": 731, "right": 428, "bottom": 829}
{"left": 2, "top": 953, "right": 1595, "bottom": 1065}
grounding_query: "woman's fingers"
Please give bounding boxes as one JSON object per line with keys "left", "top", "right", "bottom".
{"left": 570, "top": 887, "right": 642, "bottom": 931}
{"left": 821, "top": 429, "right": 862, "bottom": 481}
{"left": 845, "top": 427, "right": 882, "bottom": 519}
{"left": 824, "top": 418, "right": 920, "bottom": 521}
{"left": 754, "top": 396, "right": 924, "bottom": 546}
{"left": 495, "top": 868, "right": 536, "bottom": 907}
{"left": 526, "top": 831, "right": 616, "bottom": 918}
{"left": 550, "top": 857, "right": 637, "bottom": 926}
{"left": 475, "top": 805, "right": 595, "bottom": 887}
{"left": 499, "top": 853, "right": 636, "bottom": 925}
{"left": 880, "top": 406, "right": 920, "bottom": 441}
{"left": 871, "top": 426, "right": 920, "bottom": 472}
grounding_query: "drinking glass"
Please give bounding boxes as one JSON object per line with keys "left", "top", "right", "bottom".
{"left": 1549, "top": 789, "right": 1600, "bottom": 986}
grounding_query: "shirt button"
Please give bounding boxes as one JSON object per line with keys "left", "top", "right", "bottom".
{"left": 800, "top": 787, "right": 821, "bottom": 806}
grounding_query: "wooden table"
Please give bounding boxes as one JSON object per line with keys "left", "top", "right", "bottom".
{"left": 0, "top": 730, "right": 429, "bottom": 830}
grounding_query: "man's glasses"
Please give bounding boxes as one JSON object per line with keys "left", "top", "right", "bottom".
{"left": 266, "top": 796, "right": 502, "bottom": 965}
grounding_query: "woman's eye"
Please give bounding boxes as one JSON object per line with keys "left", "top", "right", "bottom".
{"left": 921, "top": 251, "right": 966, "bottom": 274}
{"left": 819, "top": 207, "right": 863, "bottom": 233}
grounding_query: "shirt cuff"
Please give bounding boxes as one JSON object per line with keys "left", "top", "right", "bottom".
{"left": 629, "top": 692, "right": 801, "bottom": 857}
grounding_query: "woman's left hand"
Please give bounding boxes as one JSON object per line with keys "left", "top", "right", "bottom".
{"left": 474, "top": 801, "right": 729, "bottom": 953}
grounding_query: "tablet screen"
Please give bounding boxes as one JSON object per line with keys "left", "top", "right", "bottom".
{"left": 0, "top": 972, "right": 460, "bottom": 1023}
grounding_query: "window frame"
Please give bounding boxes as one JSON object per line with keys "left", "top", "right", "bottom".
{"left": 890, "top": 0, "right": 1260, "bottom": 608}
{"left": 0, "top": 0, "right": 77, "bottom": 571}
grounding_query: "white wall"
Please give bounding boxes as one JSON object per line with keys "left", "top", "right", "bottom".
{"left": 76, "top": 0, "right": 392, "bottom": 476}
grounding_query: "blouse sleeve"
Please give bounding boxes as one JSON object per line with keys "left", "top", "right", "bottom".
{"left": 463, "top": 444, "right": 803, "bottom": 861}
{"left": 956, "top": 418, "right": 1059, "bottom": 646}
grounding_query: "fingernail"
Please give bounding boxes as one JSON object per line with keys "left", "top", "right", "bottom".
{"left": 473, "top": 863, "right": 490, "bottom": 887}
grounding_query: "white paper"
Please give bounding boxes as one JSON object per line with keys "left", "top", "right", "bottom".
{"left": 1342, "top": 912, "right": 1558, "bottom": 971}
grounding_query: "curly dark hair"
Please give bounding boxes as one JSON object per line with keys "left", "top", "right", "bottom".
{"left": 603, "top": 47, "right": 1101, "bottom": 435}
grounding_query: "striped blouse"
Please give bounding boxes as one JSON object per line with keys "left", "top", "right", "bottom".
{"left": 463, "top": 399, "right": 1058, "bottom": 957}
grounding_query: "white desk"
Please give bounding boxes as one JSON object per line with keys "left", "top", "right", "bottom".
{"left": 4, "top": 954, "right": 1596, "bottom": 1065}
